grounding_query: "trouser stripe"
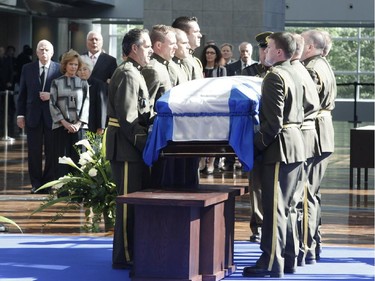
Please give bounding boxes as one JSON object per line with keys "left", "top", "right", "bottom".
{"left": 268, "top": 162, "right": 280, "bottom": 271}
{"left": 123, "top": 161, "right": 130, "bottom": 262}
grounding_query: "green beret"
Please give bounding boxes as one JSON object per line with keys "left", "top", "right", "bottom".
{"left": 255, "top": 31, "right": 273, "bottom": 48}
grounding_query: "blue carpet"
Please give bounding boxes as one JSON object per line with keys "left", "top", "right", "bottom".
{"left": 0, "top": 234, "right": 374, "bottom": 281}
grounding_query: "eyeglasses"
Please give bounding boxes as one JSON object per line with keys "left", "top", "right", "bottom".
{"left": 206, "top": 51, "right": 216, "bottom": 55}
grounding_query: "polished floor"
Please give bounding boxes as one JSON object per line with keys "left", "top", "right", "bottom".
{"left": 0, "top": 121, "right": 374, "bottom": 250}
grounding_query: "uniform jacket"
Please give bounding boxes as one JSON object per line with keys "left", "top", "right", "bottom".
{"left": 182, "top": 55, "right": 204, "bottom": 80}
{"left": 17, "top": 60, "right": 61, "bottom": 128}
{"left": 172, "top": 57, "right": 189, "bottom": 84}
{"left": 254, "top": 60, "right": 305, "bottom": 164}
{"left": 303, "top": 55, "right": 337, "bottom": 153}
{"left": 291, "top": 59, "right": 321, "bottom": 159}
{"left": 106, "top": 59, "right": 151, "bottom": 162}
{"left": 142, "top": 54, "right": 173, "bottom": 115}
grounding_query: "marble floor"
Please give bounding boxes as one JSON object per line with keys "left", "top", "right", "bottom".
{"left": 0, "top": 121, "right": 374, "bottom": 249}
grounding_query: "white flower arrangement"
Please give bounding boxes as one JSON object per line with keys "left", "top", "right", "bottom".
{"left": 32, "top": 132, "right": 116, "bottom": 232}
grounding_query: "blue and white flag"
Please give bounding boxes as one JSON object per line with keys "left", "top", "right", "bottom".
{"left": 143, "top": 76, "right": 262, "bottom": 171}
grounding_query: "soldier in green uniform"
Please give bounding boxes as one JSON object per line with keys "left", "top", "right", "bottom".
{"left": 243, "top": 32, "right": 305, "bottom": 278}
{"left": 243, "top": 31, "right": 273, "bottom": 244}
{"left": 300, "top": 29, "right": 337, "bottom": 263}
{"left": 106, "top": 28, "right": 153, "bottom": 269}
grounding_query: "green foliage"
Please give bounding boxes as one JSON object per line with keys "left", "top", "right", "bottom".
{"left": 31, "top": 132, "right": 117, "bottom": 233}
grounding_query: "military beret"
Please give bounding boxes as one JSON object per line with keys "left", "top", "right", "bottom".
{"left": 255, "top": 31, "right": 273, "bottom": 48}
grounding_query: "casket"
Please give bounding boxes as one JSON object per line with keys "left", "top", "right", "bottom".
{"left": 143, "top": 76, "right": 262, "bottom": 171}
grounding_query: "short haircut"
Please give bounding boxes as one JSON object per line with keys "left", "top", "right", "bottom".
{"left": 268, "top": 32, "right": 296, "bottom": 59}
{"left": 122, "top": 28, "right": 149, "bottom": 56}
{"left": 80, "top": 55, "right": 94, "bottom": 72}
{"left": 301, "top": 30, "right": 325, "bottom": 51}
{"left": 220, "top": 43, "right": 233, "bottom": 51}
{"left": 172, "top": 16, "right": 198, "bottom": 34}
{"left": 150, "top": 24, "right": 174, "bottom": 46}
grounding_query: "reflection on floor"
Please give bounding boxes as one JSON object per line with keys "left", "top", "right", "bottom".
{"left": 0, "top": 121, "right": 374, "bottom": 249}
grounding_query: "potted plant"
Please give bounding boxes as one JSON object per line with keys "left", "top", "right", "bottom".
{"left": 32, "top": 132, "right": 117, "bottom": 232}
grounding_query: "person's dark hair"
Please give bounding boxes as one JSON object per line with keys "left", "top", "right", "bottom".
{"left": 200, "top": 44, "right": 223, "bottom": 68}
{"left": 60, "top": 49, "right": 82, "bottom": 74}
{"left": 23, "top": 44, "right": 33, "bottom": 56}
{"left": 268, "top": 32, "right": 296, "bottom": 59}
{"left": 171, "top": 16, "right": 198, "bottom": 34}
{"left": 122, "top": 28, "right": 149, "bottom": 57}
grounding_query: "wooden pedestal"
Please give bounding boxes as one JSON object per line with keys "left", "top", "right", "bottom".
{"left": 117, "top": 189, "right": 229, "bottom": 281}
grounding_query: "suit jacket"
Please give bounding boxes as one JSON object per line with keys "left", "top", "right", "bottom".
{"left": 87, "top": 76, "right": 107, "bottom": 132}
{"left": 83, "top": 52, "right": 117, "bottom": 83}
{"left": 17, "top": 60, "right": 61, "bottom": 128}
{"left": 225, "top": 60, "right": 242, "bottom": 76}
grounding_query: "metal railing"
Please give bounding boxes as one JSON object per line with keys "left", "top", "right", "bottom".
{"left": 0, "top": 90, "right": 17, "bottom": 142}
{"left": 337, "top": 82, "right": 375, "bottom": 128}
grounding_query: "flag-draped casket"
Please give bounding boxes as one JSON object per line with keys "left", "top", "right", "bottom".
{"left": 143, "top": 76, "right": 262, "bottom": 171}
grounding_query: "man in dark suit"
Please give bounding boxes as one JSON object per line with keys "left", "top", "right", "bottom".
{"left": 16, "top": 39, "right": 61, "bottom": 193}
{"left": 226, "top": 42, "right": 256, "bottom": 76}
{"left": 82, "top": 31, "right": 117, "bottom": 85}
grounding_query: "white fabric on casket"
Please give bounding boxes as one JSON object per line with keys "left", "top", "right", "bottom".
{"left": 143, "top": 76, "right": 262, "bottom": 171}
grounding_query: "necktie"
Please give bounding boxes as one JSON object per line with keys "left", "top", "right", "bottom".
{"left": 90, "top": 55, "right": 96, "bottom": 66}
{"left": 40, "top": 66, "right": 45, "bottom": 91}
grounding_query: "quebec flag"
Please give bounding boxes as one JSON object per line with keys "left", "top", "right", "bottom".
{"left": 143, "top": 76, "right": 262, "bottom": 171}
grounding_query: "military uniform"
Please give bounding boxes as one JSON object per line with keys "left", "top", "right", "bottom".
{"left": 172, "top": 57, "right": 189, "bottom": 84}
{"left": 142, "top": 54, "right": 173, "bottom": 116}
{"left": 303, "top": 54, "right": 337, "bottom": 261}
{"left": 244, "top": 31, "right": 272, "bottom": 243}
{"left": 182, "top": 54, "right": 204, "bottom": 80}
{"left": 106, "top": 58, "right": 152, "bottom": 267}
{"left": 290, "top": 59, "right": 321, "bottom": 266}
{"left": 250, "top": 60, "right": 305, "bottom": 275}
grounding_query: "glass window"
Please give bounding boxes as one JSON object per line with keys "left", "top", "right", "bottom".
{"left": 286, "top": 26, "right": 374, "bottom": 101}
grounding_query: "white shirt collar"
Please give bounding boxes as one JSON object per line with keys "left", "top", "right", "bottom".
{"left": 89, "top": 50, "right": 101, "bottom": 58}
{"left": 39, "top": 61, "right": 51, "bottom": 69}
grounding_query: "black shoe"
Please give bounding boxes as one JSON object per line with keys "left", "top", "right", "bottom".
{"left": 250, "top": 233, "right": 261, "bottom": 243}
{"left": 316, "top": 246, "right": 321, "bottom": 261}
{"left": 30, "top": 186, "right": 39, "bottom": 194}
{"left": 242, "top": 266, "right": 283, "bottom": 278}
{"left": 112, "top": 262, "right": 133, "bottom": 270}
{"left": 305, "top": 258, "right": 316, "bottom": 265}
{"left": 284, "top": 267, "right": 296, "bottom": 274}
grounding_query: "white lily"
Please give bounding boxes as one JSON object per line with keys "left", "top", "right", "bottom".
{"left": 79, "top": 151, "right": 94, "bottom": 166}
{"left": 75, "top": 139, "right": 94, "bottom": 153}
{"left": 58, "top": 156, "right": 82, "bottom": 172}
{"left": 88, "top": 168, "right": 98, "bottom": 177}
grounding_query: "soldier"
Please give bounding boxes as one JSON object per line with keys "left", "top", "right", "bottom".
{"left": 244, "top": 31, "right": 273, "bottom": 244}
{"left": 106, "top": 28, "right": 153, "bottom": 269}
{"left": 300, "top": 29, "right": 337, "bottom": 263}
{"left": 243, "top": 32, "right": 305, "bottom": 278}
